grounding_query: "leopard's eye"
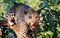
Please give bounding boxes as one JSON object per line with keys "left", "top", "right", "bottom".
{"left": 11, "top": 13, "right": 15, "bottom": 16}
{"left": 11, "top": 14, "right": 14, "bottom": 16}
{"left": 36, "top": 16, "right": 40, "bottom": 19}
{"left": 36, "top": 16, "right": 39, "bottom": 18}
{"left": 29, "top": 16, "right": 32, "bottom": 19}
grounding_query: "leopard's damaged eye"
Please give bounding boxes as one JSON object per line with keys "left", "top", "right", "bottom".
{"left": 29, "top": 16, "right": 32, "bottom": 19}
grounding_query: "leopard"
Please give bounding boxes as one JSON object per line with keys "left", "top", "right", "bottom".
{"left": 5, "top": 2, "right": 41, "bottom": 38}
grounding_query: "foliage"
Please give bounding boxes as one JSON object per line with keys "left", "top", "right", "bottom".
{"left": 0, "top": 0, "right": 60, "bottom": 38}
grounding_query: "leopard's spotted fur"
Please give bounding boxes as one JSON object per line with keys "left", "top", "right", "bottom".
{"left": 5, "top": 3, "right": 40, "bottom": 38}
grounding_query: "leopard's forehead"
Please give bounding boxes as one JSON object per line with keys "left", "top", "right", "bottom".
{"left": 26, "top": 11, "right": 38, "bottom": 16}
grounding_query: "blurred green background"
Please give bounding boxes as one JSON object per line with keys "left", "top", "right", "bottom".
{"left": 0, "top": 0, "right": 60, "bottom": 38}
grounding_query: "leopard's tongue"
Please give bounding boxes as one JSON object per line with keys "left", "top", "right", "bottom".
{"left": 31, "top": 25, "right": 36, "bottom": 29}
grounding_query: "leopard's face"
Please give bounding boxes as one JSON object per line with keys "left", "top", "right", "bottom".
{"left": 24, "top": 12, "right": 40, "bottom": 31}
{"left": 5, "top": 12, "right": 16, "bottom": 25}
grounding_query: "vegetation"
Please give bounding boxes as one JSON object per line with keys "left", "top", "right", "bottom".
{"left": 0, "top": 0, "right": 60, "bottom": 38}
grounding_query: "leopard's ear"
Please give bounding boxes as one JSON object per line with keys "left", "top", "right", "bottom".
{"left": 24, "top": 11, "right": 28, "bottom": 15}
{"left": 24, "top": 8, "right": 33, "bottom": 15}
{"left": 37, "top": 6, "right": 45, "bottom": 14}
{"left": 37, "top": 9, "right": 41, "bottom": 14}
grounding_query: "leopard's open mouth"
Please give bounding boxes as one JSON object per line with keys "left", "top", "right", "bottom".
{"left": 29, "top": 23, "right": 38, "bottom": 30}
{"left": 30, "top": 23, "right": 36, "bottom": 29}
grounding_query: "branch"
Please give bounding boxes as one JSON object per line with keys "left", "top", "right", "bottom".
{"left": 0, "top": 20, "right": 9, "bottom": 27}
